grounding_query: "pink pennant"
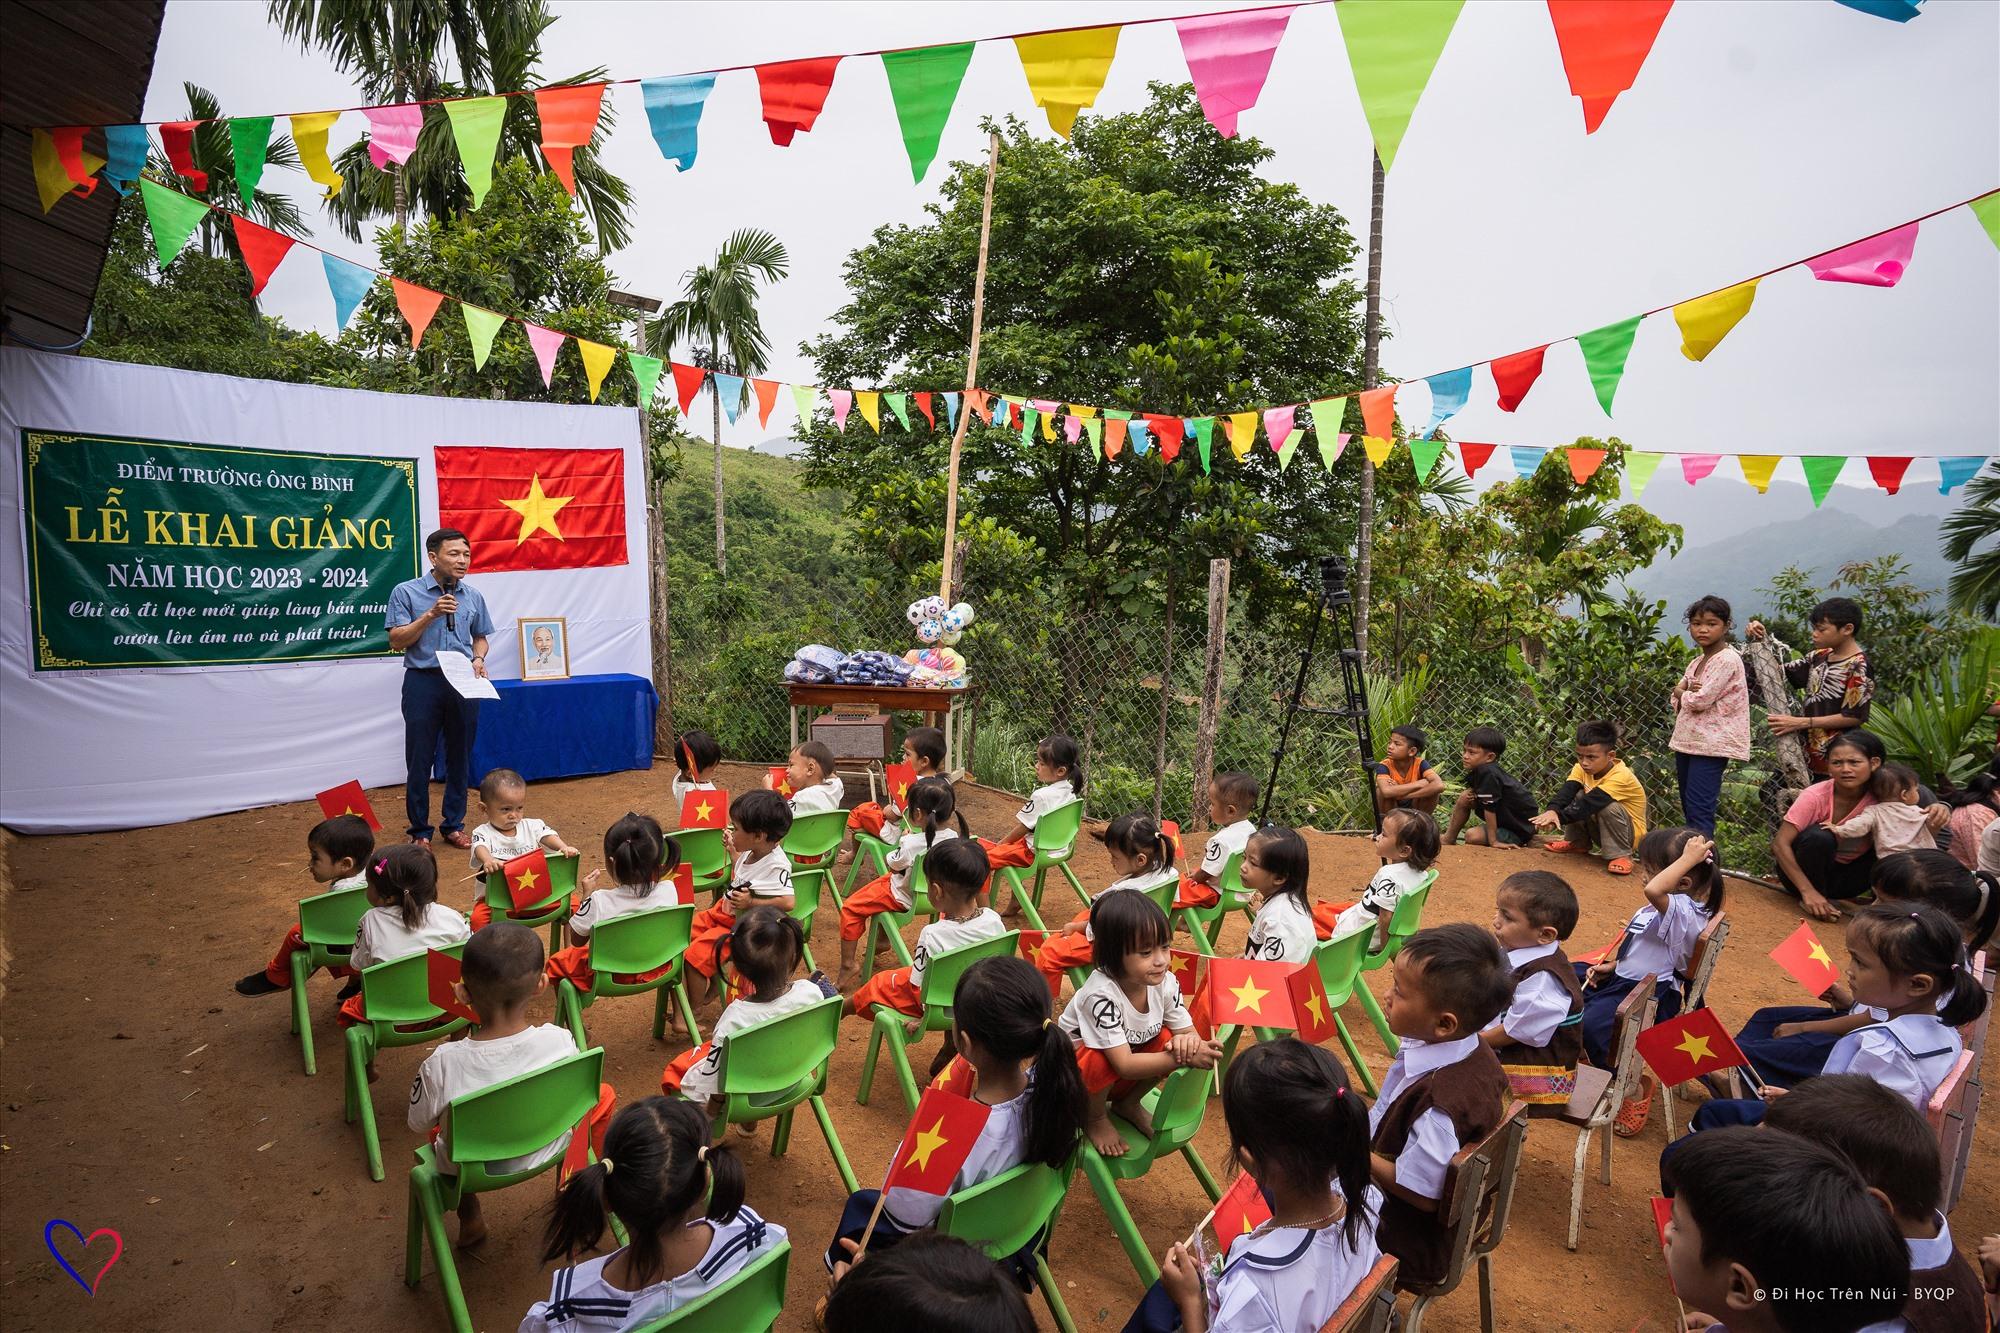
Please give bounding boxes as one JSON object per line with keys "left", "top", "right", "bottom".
{"left": 525, "top": 323, "right": 566, "bottom": 387}
{"left": 365, "top": 103, "right": 425, "bottom": 168}
{"left": 1262, "top": 406, "right": 1297, "bottom": 452}
{"left": 830, "top": 389, "right": 854, "bottom": 432}
{"left": 1175, "top": 5, "right": 1295, "bottom": 138}
{"left": 1459, "top": 442, "right": 1497, "bottom": 478}
{"left": 1806, "top": 222, "right": 1919, "bottom": 288}
{"left": 1866, "top": 456, "right": 1913, "bottom": 494}
{"left": 1030, "top": 398, "right": 1061, "bottom": 414}
{"left": 1680, "top": 453, "right": 1721, "bottom": 485}
{"left": 1491, "top": 345, "right": 1549, "bottom": 412}
{"left": 1064, "top": 415, "right": 1084, "bottom": 444}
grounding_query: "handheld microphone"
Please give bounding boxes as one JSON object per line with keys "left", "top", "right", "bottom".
{"left": 442, "top": 575, "right": 458, "bottom": 634}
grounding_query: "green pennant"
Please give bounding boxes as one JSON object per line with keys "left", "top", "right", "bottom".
{"left": 1275, "top": 427, "right": 1304, "bottom": 471}
{"left": 1577, "top": 315, "right": 1643, "bottom": 415}
{"left": 460, "top": 304, "right": 505, "bottom": 369}
{"left": 229, "top": 116, "right": 274, "bottom": 203}
{"left": 1626, "top": 450, "right": 1664, "bottom": 498}
{"left": 444, "top": 96, "right": 508, "bottom": 208}
{"left": 139, "top": 177, "right": 211, "bottom": 267}
{"left": 1336, "top": 0, "right": 1464, "bottom": 172}
{"left": 1407, "top": 435, "right": 1447, "bottom": 481}
{"left": 1800, "top": 455, "right": 1847, "bottom": 508}
{"left": 1309, "top": 396, "right": 1349, "bottom": 470}
{"left": 1105, "top": 408, "right": 1134, "bottom": 420}
{"left": 629, "top": 352, "right": 663, "bottom": 410}
{"left": 790, "top": 384, "right": 817, "bottom": 426}
{"left": 885, "top": 391, "right": 913, "bottom": 431}
{"left": 1084, "top": 417, "right": 1103, "bottom": 455}
{"left": 1190, "top": 417, "right": 1215, "bottom": 474}
{"left": 1020, "top": 406, "right": 1038, "bottom": 442}
{"left": 1970, "top": 191, "right": 2000, "bottom": 250}
{"left": 881, "top": 43, "right": 975, "bottom": 183}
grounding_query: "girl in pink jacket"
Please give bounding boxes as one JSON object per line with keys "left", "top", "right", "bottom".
{"left": 1670, "top": 596, "right": 1750, "bottom": 838}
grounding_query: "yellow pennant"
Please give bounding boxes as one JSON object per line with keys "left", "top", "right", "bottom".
{"left": 1068, "top": 403, "right": 1099, "bottom": 418}
{"left": 857, "top": 390, "right": 882, "bottom": 433}
{"left": 1040, "top": 410, "right": 1057, "bottom": 442}
{"left": 1737, "top": 454, "right": 1781, "bottom": 493}
{"left": 577, "top": 340, "right": 617, "bottom": 402}
{"left": 31, "top": 130, "right": 103, "bottom": 212}
{"left": 290, "top": 111, "right": 346, "bottom": 198}
{"left": 1226, "top": 411, "right": 1259, "bottom": 460}
{"left": 1014, "top": 27, "right": 1122, "bottom": 137}
{"left": 1363, "top": 435, "right": 1393, "bottom": 467}
{"left": 1674, "top": 280, "right": 1759, "bottom": 362}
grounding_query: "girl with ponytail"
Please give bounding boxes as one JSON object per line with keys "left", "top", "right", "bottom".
{"left": 980, "top": 734, "right": 1084, "bottom": 917}
{"left": 837, "top": 776, "right": 968, "bottom": 991}
{"left": 523, "top": 1096, "right": 785, "bottom": 1331}
{"left": 339, "top": 842, "right": 469, "bottom": 1029}
{"left": 545, "top": 814, "right": 686, "bottom": 1027}
{"left": 1034, "top": 812, "right": 1181, "bottom": 998}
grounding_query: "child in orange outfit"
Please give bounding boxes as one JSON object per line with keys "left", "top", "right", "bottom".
{"left": 683, "top": 790, "right": 794, "bottom": 1011}
{"left": 662, "top": 907, "right": 825, "bottom": 1103}
{"left": 1177, "top": 771, "right": 1260, "bottom": 912}
{"left": 544, "top": 813, "right": 689, "bottom": 1028}
{"left": 1033, "top": 813, "right": 1179, "bottom": 999}
{"left": 847, "top": 726, "right": 946, "bottom": 840}
{"left": 235, "top": 813, "right": 374, "bottom": 998}
{"left": 466, "top": 768, "right": 580, "bottom": 930}
{"left": 845, "top": 838, "right": 1002, "bottom": 1018}
{"left": 979, "top": 734, "right": 1082, "bottom": 915}
{"left": 836, "top": 777, "right": 968, "bottom": 992}
{"left": 338, "top": 842, "right": 470, "bottom": 1029}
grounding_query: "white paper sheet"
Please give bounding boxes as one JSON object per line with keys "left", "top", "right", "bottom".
{"left": 437, "top": 650, "right": 501, "bottom": 700}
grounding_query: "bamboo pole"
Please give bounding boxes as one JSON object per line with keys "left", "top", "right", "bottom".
{"left": 1189, "top": 558, "right": 1232, "bottom": 831}
{"left": 938, "top": 132, "right": 1001, "bottom": 602}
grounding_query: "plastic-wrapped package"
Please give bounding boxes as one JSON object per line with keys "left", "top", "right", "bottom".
{"left": 794, "top": 643, "right": 845, "bottom": 673}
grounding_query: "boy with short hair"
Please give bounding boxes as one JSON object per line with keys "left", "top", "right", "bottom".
{"left": 1442, "top": 727, "right": 1537, "bottom": 849}
{"left": 236, "top": 814, "right": 377, "bottom": 997}
{"left": 1176, "top": 772, "right": 1259, "bottom": 912}
{"left": 846, "top": 726, "right": 946, "bottom": 841}
{"left": 1368, "top": 923, "right": 1515, "bottom": 1290}
{"left": 468, "top": 768, "right": 579, "bottom": 929}
{"left": 1663, "top": 1126, "right": 1908, "bottom": 1333}
{"left": 685, "top": 789, "right": 796, "bottom": 1006}
{"left": 1747, "top": 596, "right": 1874, "bottom": 777}
{"left": 1480, "top": 871, "right": 1585, "bottom": 1114}
{"left": 776, "top": 741, "right": 845, "bottom": 816}
{"left": 1371, "top": 725, "right": 1445, "bottom": 817}
{"left": 1531, "top": 720, "right": 1648, "bottom": 875}
{"left": 407, "top": 922, "right": 615, "bottom": 1248}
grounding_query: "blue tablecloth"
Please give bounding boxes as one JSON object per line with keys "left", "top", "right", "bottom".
{"left": 434, "top": 672, "right": 657, "bottom": 784}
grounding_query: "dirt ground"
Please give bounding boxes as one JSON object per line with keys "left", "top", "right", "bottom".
{"left": 1, "top": 760, "right": 1993, "bottom": 1333}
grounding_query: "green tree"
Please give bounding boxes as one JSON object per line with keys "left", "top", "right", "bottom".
{"left": 648, "top": 228, "right": 791, "bottom": 577}
{"left": 1941, "top": 466, "right": 2000, "bottom": 620}
{"left": 1754, "top": 556, "right": 1976, "bottom": 694}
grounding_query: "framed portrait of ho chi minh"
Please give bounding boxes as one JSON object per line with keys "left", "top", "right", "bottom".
{"left": 518, "top": 616, "right": 570, "bottom": 681}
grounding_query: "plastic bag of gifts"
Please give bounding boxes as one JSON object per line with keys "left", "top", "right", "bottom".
{"left": 783, "top": 643, "right": 845, "bottom": 684}
{"left": 834, "top": 650, "right": 914, "bottom": 686}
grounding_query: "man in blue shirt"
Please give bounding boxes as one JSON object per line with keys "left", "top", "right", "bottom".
{"left": 386, "top": 529, "right": 494, "bottom": 849}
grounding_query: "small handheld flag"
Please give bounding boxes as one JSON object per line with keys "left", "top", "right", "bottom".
{"left": 1189, "top": 1169, "right": 1273, "bottom": 1250}
{"left": 1168, "top": 948, "right": 1207, "bottom": 997}
{"left": 425, "top": 949, "right": 479, "bottom": 1023}
{"left": 768, "top": 766, "right": 796, "bottom": 798}
{"left": 665, "top": 863, "right": 695, "bottom": 906}
{"left": 883, "top": 762, "right": 916, "bottom": 809}
{"left": 1769, "top": 920, "right": 1842, "bottom": 998}
{"left": 316, "top": 779, "right": 380, "bottom": 830}
{"left": 503, "top": 848, "right": 551, "bottom": 910}
{"left": 1204, "top": 957, "right": 1298, "bottom": 1030}
{"left": 1286, "top": 961, "right": 1338, "bottom": 1044}
{"left": 1571, "top": 929, "right": 1624, "bottom": 967}
{"left": 883, "top": 1086, "right": 991, "bottom": 1196}
{"left": 1635, "top": 1008, "right": 1753, "bottom": 1088}
{"left": 1016, "top": 930, "right": 1048, "bottom": 968}
{"left": 679, "top": 789, "right": 727, "bottom": 830}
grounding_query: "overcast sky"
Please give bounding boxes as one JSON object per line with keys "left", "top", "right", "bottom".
{"left": 143, "top": 0, "right": 1997, "bottom": 519}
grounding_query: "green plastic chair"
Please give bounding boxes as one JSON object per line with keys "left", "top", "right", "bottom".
{"left": 626, "top": 1239, "right": 792, "bottom": 1333}
{"left": 479, "top": 852, "right": 580, "bottom": 950}
{"left": 554, "top": 902, "right": 700, "bottom": 1049}
{"left": 1214, "top": 927, "right": 1380, "bottom": 1097}
{"left": 1078, "top": 1067, "right": 1221, "bottom": 1285}
{"left": 1177, "top": 849, "right": 1254, "bottom": 956}
{"left": 1063, "top": 877, "right": 1179, "bottom": 991}
{"left": 344, "top": 942, "right": 473, "bottom": 1181}
{"left": 858, "top": 848, "right": 941, "bottom": 982}
{"left": 857, "top": 930, "right": 1020, "bottom": 1113}
{"left": 993, "top": 798, "right": 1086, "bottom": 931}
{"left": 783, "top": 810, "right": 850, "bottom": 969}
{"left": 841, "top": 822, "right": 902, "bottom": 904}
{"left": 936, "top": 1156, "right": 1079, "bottom": 1333}
{"left": 669, "top": 826, "right": 731, "bottom": 901}
{"left": 1353, "top": 870, "right": 1438, "bottom": 1056}
{"left": 708, "top": 996, "right": 859, "bottom": 1193}
{"left": 287, "top": 883, "right": 370, "bottom": 1076}
{"left": 404, "top": 1047, "right": 617, "bottom": 1333}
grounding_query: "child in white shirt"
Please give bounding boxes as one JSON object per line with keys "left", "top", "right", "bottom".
{"left": 469, "top": 768, "right": 579, "bottom": 930}
{"left": 408, "top": 922, "right": 615, "bottom": 1248}
{"left": 662, "top": 906, "right": 824, "bottom": 1105}
{"left": 1242, "top": 826, "right": 1318, "bottom": 965}
{"left": 1827, "top": 763, "right": 1937, "bottom": 855}
{"left": 980, "top": 734, "right": 1082, "bottom": 916}
{"left": 844, "top": 838, "right": 1002, "bottom": 1018}
{"left": 1481, "top": 870, "right": 1586, "bottom": 1113}
{"left": 1179, "top": 771, "right": 1259, "bottom": 912}
{"left": 1035, "top": 813, "right": 1181, "bottom": 996}
{"left": 836, "top": 776, "right": 968, "bottom": 990}
{"left": 338, "top": 842, "right": 471, "bottom": 1030}
{"left": 669, "top": 730, "right": 722, "bottom": 806}
{"left": 775, "top": 740, "right": 845, "bottom": 816}
{"left": 545, "top": 814, "right": 689, "bottom": 1028}
{"left": 846, "top": 725, "right": 945, "bottom": 840}
{"left": 683, "top": 790, "right": 796, "bottom": 1009}
{"left": 238, "top": 813, "right": 375, "bottom": 997}
{"left": 524, "top": 1096, "right": 785, "bottom": 1333}
{"left": 1322, "top": 809, "right": 1440, "bottom": 951}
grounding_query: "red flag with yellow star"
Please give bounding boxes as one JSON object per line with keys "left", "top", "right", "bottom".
{"left": 1635, "top": 1007, "right": 1749, "bottom": 1087}
{"left": 1209, "top": 1169, "right": 1274, "bottom": 1243}
{"left": 1016, "top": 930, "right": 1048, "bottom": 969}
{"left": 679, "top": 789, "right": 727, "bottom": 830}
{"left": 502, "top": 848, "right": 553, "bottom": 910}
{"left": 883, "top": 1085, "right": 991, "bottom": 1196}
{"left": 316, "top": 779, "right": 380, "bottom": 830}
{"left": 1168, "top": 949, "right": 1207, "bottom": 998}
{"left": 434, "top": 445, "right": 626, "bottom": 573}
{"left": 883, "top": 762, "right": 916, "bottom": 809}
{"left": 1769, "top": 920, "right": 1842, "bottom": 998}
{"left": 1285, "top": 960, "right": 1338, "bottom": 1045}
{"left": 768, "top": 767, "right": 796, "bottom": 799}
{"left": 425, "top": 949, "right": 480, "bottom": 1023}
{"left": 1204, "top": 957, "right": 1297, "bottom": 1030}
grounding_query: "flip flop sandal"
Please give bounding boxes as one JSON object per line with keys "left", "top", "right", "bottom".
{"left": 1606, "top": 857, "right": 1635, "bottom": 876}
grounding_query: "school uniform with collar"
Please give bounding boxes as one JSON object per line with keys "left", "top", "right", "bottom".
{"left": 545, "top": 881, "right": 685, "bottom": 992}
{"left": 669, "top": 774, "right": 718, "bottom": 805}
{"left": 847, "top": 906, "right": 1006, "bottom": 1018}
{"left": 1177, "top": 817, "right": 1256, "bottom": 911}
{"left": 1574, "top": 894, "right": 1709, "bottom": 1067}
{"left": 1367, "top": 1033, "right": 1510, "bottom": 1289}
{"left": 683, "top": 850, "right": 794, "bottom": 980}
{"left": 1487, "top": 942, "right": 1584, "bottom": 1112}
{"left": 788, "top": 775, "right": 845, "bottom": 817}
{"left": 521, "top": 1208, "right": 786, "bottom": 1333}
{"left": 662, "top": 978, "right": 825, "bottom": 1100}
{"left": 1061, "top": 967, "right": 1194, "bottom": 1096}
{"left": 838, "top": 827, "right": 961, "bottom": 943}
{"left": 1035, "top": 867, "right": 1181, "bottom": 993}
{"left": 1245, "top": 892, "right": 1318, "bottom": 964}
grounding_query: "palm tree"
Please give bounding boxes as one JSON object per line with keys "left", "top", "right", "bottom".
{"left": 650, "top": 230, "right": 790, "bottom": 576}
{"left": 266, "top": 0, "right": 632, "bottom": 248}
{"left": 1941, "top": 466, "right": 2000, "bottom": 619}
{"left": 169, "top": 83, "right": 309, "bottom": 260}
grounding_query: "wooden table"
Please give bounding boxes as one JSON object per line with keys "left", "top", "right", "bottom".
{"left": 785, "top": 682, "right": 970, "bottom": 781}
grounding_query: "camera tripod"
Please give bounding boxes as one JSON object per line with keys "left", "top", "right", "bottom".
{"left": 1260, "top": 555, "right": 1379, "bottom": 833}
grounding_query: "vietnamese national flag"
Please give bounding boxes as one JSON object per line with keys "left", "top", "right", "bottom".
{"left": 1205, "top": 957, "right": 1298, "bottom": 1030}
{"left": 1571, "top": 928, "right": 1625, "bottom": 967}
{"left": 664, "top": 863, "right": 695, "bottom": 906}
{"left": 1650, "top": 1196, "right": 1681, "bottom": 1292}
{"left": 680, "top": 789, "right": 727, "bottom": 830}
{"left": 1769, "top": 920, "right": 1842, "bottom": 998}
{"left": 1016, "top": 930, "right": 1048, "bottom": 968}
{"left": 316, "top": 779, "right": 381, "bottom": 830}
{"left": 883, "top": 762, "right": 916, "bottom": 809}
{"left": 503, "top": 848, "right": 552, "bottom": 909}
{"left": 884, "top": 1086, "right": 992, "bottom": 1196}
{"left": 1210, "top": 1169, "right": 1274, "bottom": 1243}
{"left": 1635, "top": 1008, "right": 1750, "bottom": 1087}
{"left": 426, "top": 949, "right": 480, "bottom": 1023}
{"left": 434, "top": 445, "right": 626, "bottom": 573}
{"left": 768, "top": 767, "right": 796, "bottom": 798}
{"left": 1168, "top": 948, "right": 1207, "bottom": 998}
{"left": 1286, "top": 961, "right": 1339, "bottom": 1045}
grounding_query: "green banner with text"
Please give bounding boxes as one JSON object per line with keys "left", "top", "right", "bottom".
{"left": 20, "top": 430, "right": 420, "bottom": 671}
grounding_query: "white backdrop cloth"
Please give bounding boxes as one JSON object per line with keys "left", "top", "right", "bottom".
{"left": 0, "top": 349, "right": 651, "bottom": 834}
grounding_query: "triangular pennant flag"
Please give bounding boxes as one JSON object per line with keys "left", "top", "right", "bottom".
{"left": 830, "top": 389, "right": 854, "bottom": 432}
{"left": 1309, "top": 397, "right": 1349, "bottom": 453}
{"left": 1674, "top": 280, "right": 1758, "bottom": 361}
{"left": 1069, "top": 403, "right": 1099, "bottom": 419}
{"left": 756, "top": 56, "right": 842, "bottom": 146}
{"left": 1262, "top": 407, "right": 1297, "bottom": 453}
{"left": 1491, "top": 345, "right": 1549, "bottom": 412}
{"left": 161, "top": 121, "right": 209, "bottom": 190}
{"left": 1833, "top": 0, "right": 1925, "bottom": 20}
{"left": 671, "top": 362, "right": 707, "bottom": 413}
{"left": 1151, "top": 415, "right": 1186, "bottom": 463}
{"left": 1799, "top": 456, "right": 1846, "bottom": 507}
{"left": 577, "top": 340, "right": 616, "bottom": 403}
{"left": 1103, "top": 417, "right": 1127, "bottom": 458}
{"left": 1019, "top": 406, "right": 1039, "bottom": 444}
{"left": 1189, "top": 417, "right": 1214, "bottom": 472}
{"left": 1128, "top": 417, "right": 1152, "bottom": 455}
{"left": 1040, "top": 408, "right": 1058, "bottom": 443}
{"left": 911, "top": 391, "right": 935, "bottom": 430}
{"left": 1865, "top": 456, "right": 1912, "bottom": 495}
{"left": 32, "top": 130, "right": 97, "bottom": 210}
{"left": 881, "top": 42, "right": 976, "bottom": 182}
{"left": 231, "top": 216, "right": 296, "bottom": 298}
{"left": 641, "top": 74, "right": 717, "bottom": 171}
{"left": 1577, "top": 314, "right": 1643, "bottom": 415}
{"left": 321, "top": 254, "right": 375, "bottom": 331}
{"left": 1335, "top": 0, "right": 1465, "bottom": 171}
{"left": 1364, "top": 435, "right": 1394, "bottom": 467}
{"left": 1626, "top": 450, "right": 1664, "bottom": 496}
{"left": 535, "top": 83, "right": 606, "bottom": 194}
{"left": 139, "top": 179, "right": 210, "bottom": 267}
{"left": 290, "top": 111, "right": 345, "bottom": 198}
{"left": 1357, "top": 384, "right": 1397, "bottom": 442}
{"left": 230, "top": 115, "right": 275, "bottom": 202}
{"left": 363, "top": 103, "right": 424, "bottom": 168}
{"left": 1408, "top": 436, "right": 1446, "bottom": 481}
{"left": 1421, "top": 367, "right": 1470, "bottom": 438}
{"left": 1566, "top": 447, "right": 1608, "bottom": 485}
{"left": 629, "top": 352, "right": 663, "bottom": 410}
{"left": 392, "top": 279, "right": 447, "bottom": 348}
{"left": 1938, "top": 457, "right": 1985, "bottom": 495}
{"left": 715, "top": 373, "right": 747, "bottom": 425}
{"left": 1064, "top": 415, "right": 1084, "bottom": 445}
{"left": 1509, "top": 445, "right": 1548, "bottom": 477}
{"left": 791, "top": 383, "right": 818, "bottom": 427}
{"left": 1084, "top": 416, "right": 1104, "bottom": 455}
{"left": 856, "top": 389, "right": 882, "bottom": 433}
{"left": 942, "top": 391, "right": 961, "bottom": 430}
{"left": 753, "top": 378, "right": 781, "bottom": 428}
{"left": 1013, "top": 26, "right": 1122, "bottom": 137}
{"left": 444, "top": 96, "right": 507, "bottom": 208}
{"left": 1807, "top": 221, "right": 1919, "bottom": 288}
{"left": 1275, "top": 427, "right": 1305, "bottom": 470}
{"left": 1681, "top": 453, "right": 1721, "bottom": 485}
{"left": 1459, "top": 441, "right": 1497, "bottom": 478}
{"left": 526, "top": 323, "right": 567, "bottom": 387}
{"left": 1545, "top": 0, "right": 1674, "bottom": 133}
{"left": 1738, "top": 455, "right": 1781, "bottom": 494}
{"left": 1175, "top": 5, "right": 1295, "bottom": 137}
{"left": 45, "top": 127, "right": 93, "bottom": 192}
{"left": 968, "top": 389, "right": 993, "bottom": 424}
{"left": 1970, "top": 192, "right": 2000, "bottom": 250}
{"left": 316, "top": 779, "right": 381, "bottom": 829}
{"left": 102, "top": 124, "right": 149, "bottom": 195}
{"left": 1226, "top": 411, "right": 1259, "bottom": 461}
{"left": 461, "top": 303, "right": 506, "bottom": 370}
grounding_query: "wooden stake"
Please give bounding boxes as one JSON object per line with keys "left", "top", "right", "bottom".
{"left": 1352, "top": 150, "right": 1384, "bottom": 665}
{"left": 1189, "top": 558, "right": 1232, "bottom": 830}
{"left": 938, "top": 131, "right": 1001, "bottom": 603}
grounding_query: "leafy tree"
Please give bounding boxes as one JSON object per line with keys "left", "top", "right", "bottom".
{"left": 1754, "top": 556, "right": 1977, "bottom": 695}
{"left": 649, "top": 229, "right": 791, "bottom": 576}
{"left": 1941, "top": 465, "right": 2000, "bottom": 620}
